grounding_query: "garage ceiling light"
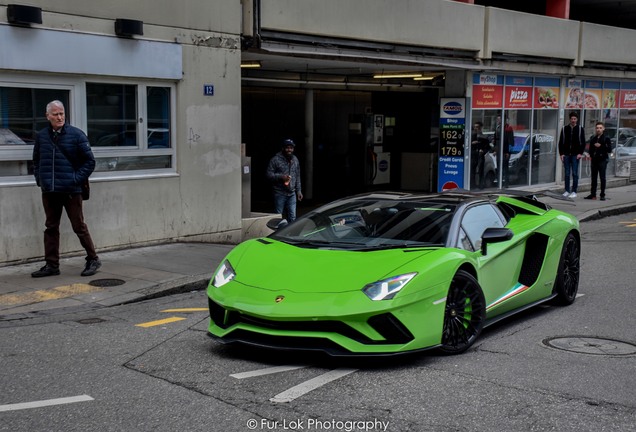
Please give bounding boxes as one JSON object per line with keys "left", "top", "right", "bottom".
{"left": 241, "top": 61, "right": 262, "bottom": 68}
{"left": 373, "top": 73, "right": 422, "bottom": 79}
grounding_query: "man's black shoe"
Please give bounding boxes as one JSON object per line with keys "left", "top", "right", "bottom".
{"left": 600, "top": 196, "right": 606, "bottom": 201}
{"left": 31, "top": 264, "right": 60, "bottom": 278}
{"left": 81, "top": 258, "right": 102, "bottom": 277}
{"left": 584, "top": 194, "right": 596, "bottom": 200}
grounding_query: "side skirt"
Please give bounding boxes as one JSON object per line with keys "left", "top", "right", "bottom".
{"left": 484, "top": 293, "right": 557, "bottom": 329}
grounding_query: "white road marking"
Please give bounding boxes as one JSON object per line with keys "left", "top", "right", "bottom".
{"left": 230, "top": 365, "right": 307, "bottom": 379}
{"left": 0, "top": 395, "right": 94, "bottom": 412}
{"left": 270, "top": 368, "right": 358, "bottom": 403}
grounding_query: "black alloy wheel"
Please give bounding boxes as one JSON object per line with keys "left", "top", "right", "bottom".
{"left": 552, "top": 232, "right": 580, "bottom": 305}
{"left": 439, "top": 270, "right": 486, "bottom": 354}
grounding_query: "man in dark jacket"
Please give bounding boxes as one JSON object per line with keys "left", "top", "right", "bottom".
{"left": 584, "top": 122, "right": 613, "bottom": 201}
{"left": 266, "top": 138, "right": 303, "bottom": 222}
{"left": 31, "top": 100, "right": 101, "bottom": 277}
{"left": 558, "top": 112, "right": 586, "bottom": 198}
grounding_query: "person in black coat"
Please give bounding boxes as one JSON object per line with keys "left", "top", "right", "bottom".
{"left": 31, "top": 100, "right": 101, "bottom": 278}
{"left": 585, "top": 121, "right": 613, "bottom": 201}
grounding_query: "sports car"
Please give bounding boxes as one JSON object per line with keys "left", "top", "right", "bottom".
{"left": 207, "top": 191, "right": 580, "bottom": 356}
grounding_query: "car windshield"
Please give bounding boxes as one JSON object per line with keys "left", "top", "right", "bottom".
{"left": 270, "top": 198, "right": 456, "bottom": 250}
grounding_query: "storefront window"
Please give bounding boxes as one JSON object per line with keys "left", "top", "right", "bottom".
{"left": 531, "top": 110, "right": 558, "bottom": 185}
{"left": 471, "top": 74, "right": 560, "bottom": 189}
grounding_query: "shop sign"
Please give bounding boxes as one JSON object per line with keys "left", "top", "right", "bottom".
{"left": 603, "top": 89, "right": 618, "bottom": 108}
{"left": 534, "top": 86, "right": 560, "bottom": 109}
{"left": 620, "top": 90, "right": 636, "bottom": 108}
{"left": 505, "top": 86, "right": 533, "bottom": 108}
{"left": 438, "top": 98, "right": 465, "bottom": 192}
{"left": 472, "top": 85, "right": 503, "bottom": 108}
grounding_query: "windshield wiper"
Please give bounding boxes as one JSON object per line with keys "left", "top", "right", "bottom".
{"left": 360, "top": 242, "right": 444, "bottom": 251}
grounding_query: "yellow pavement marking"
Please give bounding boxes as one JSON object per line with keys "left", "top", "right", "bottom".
{"left": 135, "top": 317, "right": 186, "bottom": 328}
{"left": 619, "top": 219, "right": 636, "bottom": 227}
{"left": 160, "top": 308, "right": 208, "bottom": 313}
{"left": 0, "top": 284, "right": 101, "bottom": 306}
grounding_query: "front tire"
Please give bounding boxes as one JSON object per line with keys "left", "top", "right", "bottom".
{"left": 438, "top": 270, "right": 486, "bottom": 354}
{"left": 552, "top": 232, "right": 580, "bottom": 305}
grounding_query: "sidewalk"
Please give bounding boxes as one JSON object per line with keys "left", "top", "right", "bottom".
{"left": 1, "top": 180, "right": 635, "bottom": 322}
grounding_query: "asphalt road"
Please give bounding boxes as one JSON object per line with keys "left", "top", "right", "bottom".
{"left": 1, "top": 212, "right": 635, "bottom": 432}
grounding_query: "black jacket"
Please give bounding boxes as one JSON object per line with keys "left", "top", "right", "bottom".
{"left": 558, "top": 124, "right": 586, "bottom": 156}
{"left": 588, "top": 133, "right": 612, "bottom": 161}
{"left": 33, "top": 123, "right": 95, "bottom": 194}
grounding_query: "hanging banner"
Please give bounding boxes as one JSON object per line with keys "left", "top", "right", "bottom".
{"left": 438, "top": 98, "right": 465, "bottom": 192}
{"left": 471, "top": 74, "right": 503, "bottom": 109}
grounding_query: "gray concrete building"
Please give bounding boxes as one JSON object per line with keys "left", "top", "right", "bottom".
{"left": 1, "top": 0, "right": 635, "bottom": 265}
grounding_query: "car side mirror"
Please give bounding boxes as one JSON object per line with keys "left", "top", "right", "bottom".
{"left": 266, "top": 218, "right": 288, "bottom": 231}
{"left": 481, "top": 227, "right": 513, "bottom": 255}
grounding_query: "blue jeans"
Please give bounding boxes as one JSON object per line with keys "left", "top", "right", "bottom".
{"left": 563, "top": 155, "right": 579, "bottom": 193}
{"left": 274, "top": 193, "right": 297, "bottom": 222}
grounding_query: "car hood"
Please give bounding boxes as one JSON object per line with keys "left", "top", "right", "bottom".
{"left": 227, "top": 239, "right": 434, "bottom": 294}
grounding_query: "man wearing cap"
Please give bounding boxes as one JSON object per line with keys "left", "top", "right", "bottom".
{"left": 266, "top": 138, "right": 303, "bottom": 222}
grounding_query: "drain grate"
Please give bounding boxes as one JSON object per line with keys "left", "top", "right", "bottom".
{"left": 544, "top": 336, "right": 636, "bottom": 356}
{"left": 88, "top": 278, "right": 126, "bottom": 287}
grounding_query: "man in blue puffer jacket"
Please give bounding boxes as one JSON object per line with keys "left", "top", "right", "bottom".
{"left": 32, "top": 100, "right": 101, "bottom": 277}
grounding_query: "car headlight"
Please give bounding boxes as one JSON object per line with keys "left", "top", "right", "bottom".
{"left": 212, "top": 260, "right": 236, "bottom": 288}
{"left": 362, "top": 273, "right": 417, "bottom": 301}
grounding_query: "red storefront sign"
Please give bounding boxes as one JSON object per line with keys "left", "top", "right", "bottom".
{"left": 620, "top": 90, "right": 636, "bottom": 108}
{"left": 505, "top": 86, "right": 533, "bottom": 108}
{"left": 472, "top": 85, "right": 503, "bottom": 108}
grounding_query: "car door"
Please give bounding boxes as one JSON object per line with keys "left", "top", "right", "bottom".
{"left": 456, "top": 203, "right": 524, "bottom": 314}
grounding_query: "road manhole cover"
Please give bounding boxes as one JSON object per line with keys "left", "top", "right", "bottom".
{"left": 88, "top": 278, "right": 126, "bottom": 287}
{"left": 75, "top": 318, "right": 106, "bottom": 325}
{"left": 544, "top": 336, "right": 636, "bottom": 356}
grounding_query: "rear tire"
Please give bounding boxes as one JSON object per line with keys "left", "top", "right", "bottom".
{"left": 438, "top": 270, "right": 486, "bottom": 354}
{"left": 552, "top": 232, "right": 580, "bottom": 305}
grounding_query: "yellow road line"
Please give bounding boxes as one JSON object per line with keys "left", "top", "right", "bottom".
{"left": 160, "top": 308, "right": 208, "bottom": 313}
{"left": 619, "top": 219, "right": 636, "bottom": 227}
{"left": 0, "top": 284, "right": 101, "bottom": 306}
{"left": 135, "top": 317, "right": 186, "bottom": 328}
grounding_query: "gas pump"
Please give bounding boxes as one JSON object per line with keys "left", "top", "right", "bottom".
{"left": 347, "top": 112, "right": 391, "bottom": 191}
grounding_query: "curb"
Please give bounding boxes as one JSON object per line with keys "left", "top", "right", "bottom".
{"left": 578, "top": 203, "right": 636, "bottom": 222}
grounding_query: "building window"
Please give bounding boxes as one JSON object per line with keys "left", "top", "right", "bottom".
{"left": 0, "top": 77, "right": 175, "bottom": 182}
{"left": 0, "top": 85, "right": 70, "bottom": 177}
{"left": 87, "top": 83, "right": 138, "bottom": 147}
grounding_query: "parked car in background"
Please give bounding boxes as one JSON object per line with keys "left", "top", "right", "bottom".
{"left": 605, "top": 127, "right": 636, "bottom": 146}
{"left": 480, "top": 132, "right": 556, "bottom": 187}
{"left": 616, "top": 136, "right": 636, "bottom": 158}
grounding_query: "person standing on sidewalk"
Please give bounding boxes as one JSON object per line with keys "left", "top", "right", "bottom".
{"left": 558, "top": 112, "right": 586, "bottom": 198}
{"left": 266, "top": 138, "right": 303, "bottom": 222}
{"left": 585, "top": 121, "right": 613, "bottom": 201}
{"left": 31, "top": 100, "right": 101, "bottom": 278}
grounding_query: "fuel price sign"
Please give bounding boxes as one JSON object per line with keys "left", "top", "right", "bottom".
{"left": 438, "top": 98, "right": 466, "bottom": 191}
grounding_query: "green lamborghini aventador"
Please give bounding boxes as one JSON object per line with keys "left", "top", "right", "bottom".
{"left": 207, "top": 191, "right": 580, "bottom": 356}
